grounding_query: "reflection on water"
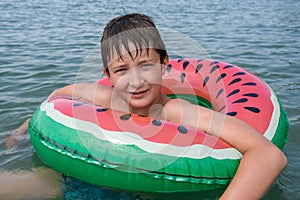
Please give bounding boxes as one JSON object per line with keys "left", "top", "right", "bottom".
{"left": 0, "top": 0, "right": 299, "bottom": 199}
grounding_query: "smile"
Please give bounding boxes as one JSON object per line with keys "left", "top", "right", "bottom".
{"left": 129, "top": 89, "right": 149, "bottom": 96}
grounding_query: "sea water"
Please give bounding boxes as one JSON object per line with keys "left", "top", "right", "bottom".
{"left": 0, "top": 0, "right": 299, "bottom": 199}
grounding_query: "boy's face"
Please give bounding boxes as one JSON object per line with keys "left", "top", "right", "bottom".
{"left": 106, "top": 48, "right": 168, "bottom": 112}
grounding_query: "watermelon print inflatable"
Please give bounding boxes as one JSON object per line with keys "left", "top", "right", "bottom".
{"left": 29, "top": 59, "right": 289, "bottom": 193}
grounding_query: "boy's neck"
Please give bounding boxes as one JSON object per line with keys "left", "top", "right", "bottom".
{"left": 129, "top": 93, "right": 170, "bottom": 118}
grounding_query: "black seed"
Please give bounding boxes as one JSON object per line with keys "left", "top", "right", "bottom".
{"left": 232, "top": 98, "right": 248, "bottom": 103}
{"left": 196, "top": 64, "right": 203, "bottom": 74}
{"left": 183, "top": 61, "right": 189, "bottom": 70}
{"left": 209, "top": 61, "right": 219, "bottom": 66}
{"left": 223, "top": 65, "right": 234, "bottom": 69}
{"left": 96, "top": 108, "right": 109, "bottom": 112}
{"left": 229, "top": 78, "right": 242, "bottom": 86}
{"left": 243, "top": 93, "right": 259, "bottom": 97}
{"left": 216, "top": 73, "right": 227, "bottom": 83}
{"left": 226, "top": 112, "right": 237, "bottom": 116}
{"left": 180, "top": 73, "right": 186, "bottom": 83}
{"left": 244, "top": 107, "right": 260, "bottom": 113}
{"left": 120, "top": 114, "right": 131, "bottom": 120}
{"left": 197, "top": 59, "right": 204, "bottom": 62}
{"left": 210, "top": 65, "right": 219, "bottom": 73}
{"left": 233, "top": 72, "right": 246, "bottom": 76}
{"left": 73, "top": 103, "right": 84, "bottom": 107}
{"left": 227, "top": 89, "right": 240, "bottom": 97}
{"left": 242, "top": 82, "right": 257, "bottom": 86}
{"left": 216, "top": 88, "right": 224, "bottom": 99}
{"left": 203, "top": 76, "right": 209, "bottom": 87}
{"left": 167, "top": 64, "right": 172, "bottom": 73}
{"left": 177, "top": 58, "right": 182, "bottom": 63}
{"left": 152, "top": 119, "right": 162, "bottom": 126}
{"left": 178, "top": 125, "right": 188, "bottom": 134}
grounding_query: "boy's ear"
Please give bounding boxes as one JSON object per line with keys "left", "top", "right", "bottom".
{"left": 161, "top": 55, "right": 169, "bottom": 75}
{"left": 103, "top": 67, "right": 114, "bottom": 86}
{"left": 102, "top": 67, "right": 110, "bottom": 78}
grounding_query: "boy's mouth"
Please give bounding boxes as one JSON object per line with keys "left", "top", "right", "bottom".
{"left": 129, "top": 89, "right": 149, "bottom": 96}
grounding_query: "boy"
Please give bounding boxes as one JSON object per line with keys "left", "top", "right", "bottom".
{"left": 13, "top": 13, "right": 288, "bottom": 199}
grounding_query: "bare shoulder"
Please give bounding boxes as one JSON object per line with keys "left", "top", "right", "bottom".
{"left": 65, "top": 82, "right": 113, "bottom": 107}
{"left": 93, "top": 83, "right": 113, "bottom": 107}
{"left": 163, "top": 98, "right": 190, "bottom": 123}
{"left": 164, "top": 98, "right": 202, "bottom": 112}
{"left": 164, "top": 98, "right": 186, "bottom": 108}
{"left": 163, "top": 98, "right": 211, "bottom": 131}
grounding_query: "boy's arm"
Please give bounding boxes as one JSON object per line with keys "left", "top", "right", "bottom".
{"left": 0, "top": 167, "right": 63, "bottom": 199}
{"left": 164, "top": 99, "right": 287, "bottom": 200}
{"left": 7, "top": 83, "right": 109, "bottom": 148}
{"left": 49, "top": 83, "right": 111, "bottom": 107}
{"left": 208, "top": 111, "right": 287, "bottom": 200}
{"left": 6, "top": 118, "right": 30, "bottom": 148}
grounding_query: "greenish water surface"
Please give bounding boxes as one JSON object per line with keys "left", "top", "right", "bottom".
{"left": 0, "top": 0, "right": 299, "bottom": 199}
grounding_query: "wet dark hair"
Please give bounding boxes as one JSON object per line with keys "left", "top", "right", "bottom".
{"left": 101, "top": 13, "right": 167, "bottom": 74}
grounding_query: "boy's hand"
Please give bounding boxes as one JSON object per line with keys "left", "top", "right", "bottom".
{"left": 6, "top": 118, "right": 30, "bottom": 149}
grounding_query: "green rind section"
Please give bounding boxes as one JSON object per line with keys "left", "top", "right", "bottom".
{"left": 30, "top": 107, "right": 239, "bottom": 178}
{"left": 270, "top": 97, "right": 289, "bottom": 150}
{"left": 30, "top": 124, "right": 228, "bottom": 192}
{"left": 28, "top": 92, "right": 289, "bottom": 193}
{"left": 29, "top": 107, "right": 239, "bottom": 192}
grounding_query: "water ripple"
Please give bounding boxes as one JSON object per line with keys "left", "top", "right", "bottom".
{"left": 0, "top": 0, "right": 299, "bottom": 199}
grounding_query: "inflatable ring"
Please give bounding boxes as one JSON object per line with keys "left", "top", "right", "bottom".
{"left": 29, "top": 59, "right": 289, "bottom": 193}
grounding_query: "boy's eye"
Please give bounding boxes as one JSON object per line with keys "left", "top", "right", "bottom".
{"left": 140, "top": 64, "right": 154, "bottom": 69}
{"left": 114, "top": 68, "right": 127, "bottom": 74}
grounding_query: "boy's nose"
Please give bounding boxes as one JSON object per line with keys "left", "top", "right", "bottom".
{"left": 129, "top": 69, "right": 144, "bottom": 88}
